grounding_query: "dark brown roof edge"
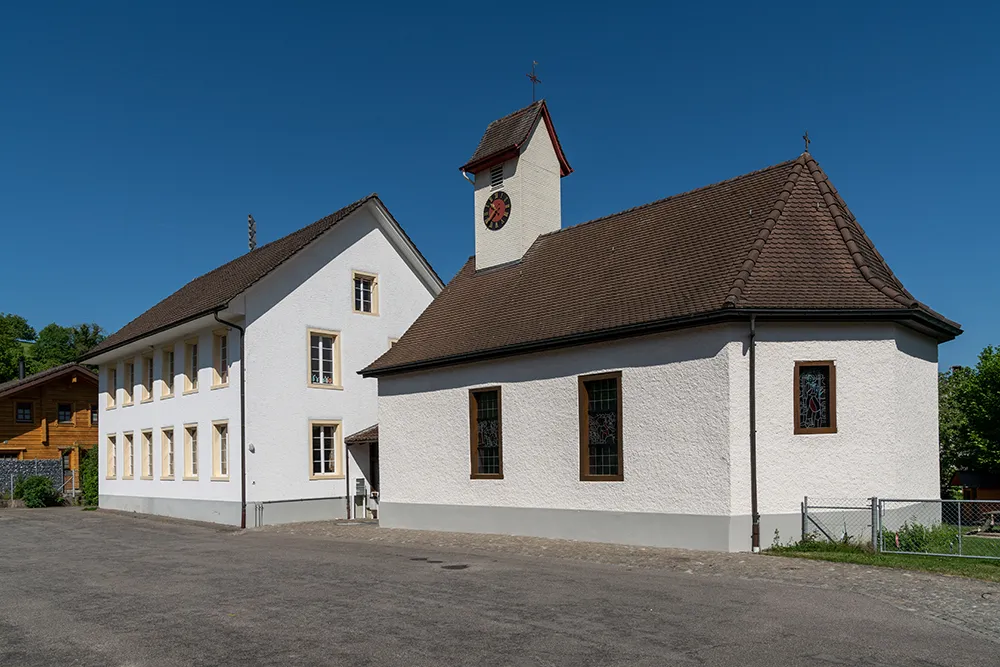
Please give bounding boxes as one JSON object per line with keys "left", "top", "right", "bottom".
{"left": 345, "top": 424, "right": 378, "bottom": 445}
{"left": 0, "top": 363, "right": 98, "bottom": 399}
{"left": 80, "top": 307, "right": 225, "bottom": 362}
{"left": 459, "top": 100, "right": 572, "bottom": 177}
{"left": 724, "top": 156, "right": 806, "bottom": 306}
{"left": 362, "top": 307, "right": 961, "bottom": 378}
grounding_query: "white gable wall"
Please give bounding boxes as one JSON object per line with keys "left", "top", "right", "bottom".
{"left": 244, "top": 206, "right": 436, "bottom": 519}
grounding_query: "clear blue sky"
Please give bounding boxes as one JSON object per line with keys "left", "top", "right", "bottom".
{"left": 2, "top": 2, "right": 996, "bottom": 369}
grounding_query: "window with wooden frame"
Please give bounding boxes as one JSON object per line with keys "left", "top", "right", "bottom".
{"left": 212, "top": 331, "right": 229, "bottom": 387}
{"left": 122, "top": 432, "right": 134, "bottom": 479}
{"left": 123, "top": 361, "right": 135, "bottom": 406}
{"left": 90, "top": 404, "right": 98, "bottom": 426}
{"left": 161, "top": 347, "right": 175, "bottom": 398}
{"left": 57, "top": 403, "right": 74, "bottom": 424}
{"left": 307, "top": 329, "right": 341, "bottom": 389}
{"left": 161, "top": 428, "right": 175, "bottom": 480}
{"left": 309, "top": 420, "right": 343, "bottom": 479}
{"left": 212, "top": 421, "right": 229, "bottom": 480}
{"left": 469, "top": 387, "right": 503, "bottom": 479}
{"left": 352, "top": 271, "right": 378, "bottom": 315}
{"left": 579, "top": 371, "right": 624, "bottom": 481}
{"left": 106, "top": 434, "right": 117, "bottom": 478}
{"left": 140, "top": 430, "right": 153, "bottom": 479}
{"left": 141, "top": 355, "right": 154, "bottom": 401}
{"left": 15, "top": 401, "right": 34, "bottom": 424}
{"left": 106, "top": 367, "right": 117, "bottom": 408}
{"left": 793, "top": 361, "right": 837, "bottom": 434}
{"left": 184, "top": 425, "right": 199, "bottom": 479}
{"left": 184, "top": 340, "right": 199, "bottom": 393}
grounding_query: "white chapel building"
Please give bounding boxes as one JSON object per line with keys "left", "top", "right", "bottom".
{"left": 83, "top": 195, "right": 442, "bottom": 526}
{"left": 363, "top": 101, "right": 961, "bottom": 552}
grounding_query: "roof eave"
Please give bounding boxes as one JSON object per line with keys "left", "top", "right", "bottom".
{"left": 0, "top": 364, "right": 99, "bottom": 399}
{"left": 361, "top": 307, "right": 960, "bottom": 378}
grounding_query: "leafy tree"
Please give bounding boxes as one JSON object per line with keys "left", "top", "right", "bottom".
{"left": 28, "top": 322, "right": 106, "bottom": 373}
{"left": 941, "top": 346, "right": 1000, "bottom": 491}
{"left": 0, "top": 313, "right": 36, "bottom": 382}
{"left": 72, "top": 323, "right": 106, "bottom": 359}
{"left": 79, "top": 447, "right": 100, "bottom": 506}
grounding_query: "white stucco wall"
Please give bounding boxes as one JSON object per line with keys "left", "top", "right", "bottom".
{"left": 378, "top": 325, "right": 739, "bottom": 516}
{"left": 244, "top": 206, "right": 436, "bottom": 506}
{"left": 98, "top": 329, "right": 243, "bottom": 515}
{"left": 474, "top": 117, "right": 561, "bottom": 269}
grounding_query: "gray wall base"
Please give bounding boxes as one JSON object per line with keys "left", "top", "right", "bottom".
{"left": 101, "top": 495, "right": 242, "bottom": 526}
{"left": 381, "top": 502, "right": 801, "bottom": 552}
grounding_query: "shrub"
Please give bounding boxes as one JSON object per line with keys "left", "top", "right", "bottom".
{"left": 79, "top": 447, "right": 99, "bottom": 506}
{"left": 882, "top": 520, "right": 961, "bottom": 553}
{"left": 16, "top": 476, "right": 60, "bottom": 508}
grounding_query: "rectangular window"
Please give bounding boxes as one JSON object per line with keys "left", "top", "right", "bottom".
{"left": 57, "top": 403, "right": 73, "bottom": 424}
{"left": 352, "top": 271, "right": 378, "bottom": 315}
{"left": 122, "top": 432, "right": 134, "bottom": 479}
{"left": 308, "top": 329, "right": 341, "bottom": 388}
{"left": 141, "top": 431, "right": 153, "bottom": 479}
{"left": 213, "top": 422, "right": 229, "bottom": 479}
{"left": 469, "top": 388, "right": 503, "bottom": 479}
{"left": 213, "top": 332, "right": 229, "bottom": 386}
{"left": 106, "top": 434, "right": 117, "bottom": 478}
{"left": 794, "top": 361, "right": 837, "bottom": 434}
{"left": 123, "top": 361, "right": 134, "bottom": 405}
{"left": 0, "top": 452, "right": 20, "bottom": 459}
{"left": 579, "top": 372, "right": 624, "bottom": 481}
{"left": 90, "top": 404, "right": 98, "bottom": 426}
{"left": 184, "top": 425, "right": 198, "bottom": 478}
{"left": 15, "top": 402, "right": 33, "bottom": 424}
{"left": 161, "top": 428, "right": 175, "bottom": 479}
{"left": 310, "top": 421, "right": 342, "bottom": 479}
{"left": 142, "top": 356, "right": 154, "bottom": 401}
{"left": 107, "top": 367, "right": 117, "bottom": 408}
{"left": 185, "top": 341, "right": 199, "bottom": 392}
{"left": 161, "top": 348, "right": 175, "bottom": 397}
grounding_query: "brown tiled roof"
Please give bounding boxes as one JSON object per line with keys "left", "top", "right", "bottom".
{"left": 345, "top": 424, "right": 378, "bottom": 446}
{"left": 459, "top": 100, "right": 572, "bottom": 176}
{"left": 0, "top": 363, "right": 98, "bottom": 399}
{"left": 85, "top": 194, "right": 440, "bottom": 360}
{"left": 364, "top": 153, "right": 959, "bottom": 377}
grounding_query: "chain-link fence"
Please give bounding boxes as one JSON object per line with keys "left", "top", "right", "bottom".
{"left": 878, "top": 498, "right": 1000, "bottom": 559}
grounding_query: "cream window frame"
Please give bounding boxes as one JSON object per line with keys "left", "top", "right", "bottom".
{"left": 212, "top": 420, "right": 230, "bottom": 480}
{"left": 106, "top": 434, "right": 117, "bottom": 479}
{"left": 308, "top": 420, "right": 344, "bottom": 480}
{"left": 307, "top": 328, "right": 342, "bottom": 390}
{"left": 352, "top": 271, "right": 379, "bottom": 316}
{"left": 183, "top": 424, "right": 199, "bottom": 480}
{"left": 212, "top": 330, "right": 230, "bottom": 388}
{"left": 122, "top": 432, "right": 134, "bottom": 480}
{"left": 123, "top": 361, "right": 135, "bottom": 406}
{"left": 140, "top": 430, "right": 153, "bottom": 479}
{"left": 106, "top": 367, "right": 117, "bottom": 409}
{"left": 140, "top": 355, "right": 154, "bottom": 402}
{"left": 161, "top": 428, "right": 175, "bottom": 480}
{"left": 184, "top": 340, "right": 199, "bottom": 394}
{"left": 161, "top": 347, "right": 175, "bottom": 398}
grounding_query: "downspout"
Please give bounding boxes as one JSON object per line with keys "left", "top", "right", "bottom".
{"left": 345, "top": 450, "right": 351, "bottom": 520}
{"left": 214, "top": 311, "right": 247, "bottom": 530}
{"left": 749, "top": 314, "right": 760, "bottom": 552}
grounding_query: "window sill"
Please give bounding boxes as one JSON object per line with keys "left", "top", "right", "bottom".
{"left": 122, "top": 402, "right": 134, "bottom": 408}
{"left": 794, "top": 428, "right": 838, "bottom": 435}
{"left": 57, "top": 421, "right": 75, "bottom": 426}
{"left": 309, "top": 473, "right": 345, "bottom": 481}
{"left": 140, "top": 398, "right": 153, "bottom": 405}
{"left": 210, "top": 476, "right": 229, "bottom": 482}
{"left": 307, "top": 383, "right": 344, "bottom": 391}
{"left": 182, "top": 476, "right": 199, "bottom": 481}
{"left": 470, "top": 473, "right": 504, "bottom": 480}
{"left": 183, "top": 389, "right": 199, "bottom": 396}
{"left": 160, "top": 476, "right": 174, "bottom": 481}
{"left": 211, "top": 383, "right": 229, "bottom": 391}
{"left": 140, "top": 475, "right": 153, "bottom": 480}
{"left": 352, "top": 309, "right": 380, "bottom": 317}
{"left": 122, "top": 476, "right": 134, "bottom": 481}
{"left": 161, "top": 393, "right": 174, "bottom": 400}
{"left": 579, "top": 475, "right": 625, "bottom": 482}
{"left": 105, "top": 476, "right": 116, "bottom": 480}
{"left": 106, "top": 405, "right": 116, "bottom": 411}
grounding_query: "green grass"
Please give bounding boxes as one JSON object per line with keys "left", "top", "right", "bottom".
{"left": 767, "top": 539, "right": 1000, "bottom": 583}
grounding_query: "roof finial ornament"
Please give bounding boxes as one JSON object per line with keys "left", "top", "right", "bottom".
{"left": 803, "top": 130, "right": 811, "bottom": 153}
{"left": 248, "top": 214, "right": 257, "bottom": 251}
{"left": 526, "top": 61, "right": 541, "bottom": 103}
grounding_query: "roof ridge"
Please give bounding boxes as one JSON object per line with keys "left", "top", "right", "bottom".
{"left": 723, "top": 156, "right": 806, "bottom": 307}
{"left": 540, "top": 156, "right": 801, "bottom": 244}
{"left": 802, "top": 154, "right": 917, "bottom": 308}
{"left": 482, "top": 100, "right": 543, "bottom": 129}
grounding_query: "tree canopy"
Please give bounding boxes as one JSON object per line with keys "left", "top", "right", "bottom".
{"left": 0, "top": 314, "right": 106, "bottom": 382}
{"left": 940, "top": 345, "right": 1000, "bottom": 490}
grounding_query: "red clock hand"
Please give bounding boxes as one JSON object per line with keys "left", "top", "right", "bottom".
{"left": 489, "top": 201, "right": 502, "bottom": 221}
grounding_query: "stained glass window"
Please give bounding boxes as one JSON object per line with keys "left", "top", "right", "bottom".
{"left": 472, "top": 389, "right": 501, "bottom": 476}
{"left": 796, "top": 362, "right": 835, "bottom": 432}
{"left": 583, "top": 376, "right": 621, "bottom": 478}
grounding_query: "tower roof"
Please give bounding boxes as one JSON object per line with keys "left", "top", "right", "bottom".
{"left": 364, "top": 153, "right": 959, "bottom": 377}
{"left": 459, "top": 100, "right": 572, "bottom": 177}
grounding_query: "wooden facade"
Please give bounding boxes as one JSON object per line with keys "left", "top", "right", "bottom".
{"left": 0, "top": 364, "right": 99, "bottom": 480}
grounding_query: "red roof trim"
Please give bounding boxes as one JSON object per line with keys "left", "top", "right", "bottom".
{"left": 460, "top": 101, "right": 572, "bottom": 177}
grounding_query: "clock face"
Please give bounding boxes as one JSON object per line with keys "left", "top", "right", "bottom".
{"left": 483, "top": 191, "right": 512, "bottom": 230}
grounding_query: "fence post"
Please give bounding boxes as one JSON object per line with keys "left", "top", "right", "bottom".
{"left": 802, "top": 496, "right": 808, "bottom": 542}
{"left": 870, "top": 497, "right": 879, "bottom": 552}
{"left": 957, "top": 499, "right": 963, "bottom": 556}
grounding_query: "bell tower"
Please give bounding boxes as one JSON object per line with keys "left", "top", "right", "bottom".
{"left": 460, "top": 101, "right": 572, "bottom": 270}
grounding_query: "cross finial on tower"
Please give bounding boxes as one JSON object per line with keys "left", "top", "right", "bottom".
{"left": 526, "top": 61, "right": 541, "bottom": 103}
{"left": 803, "top": 130, "right": 811, "bottom": 153}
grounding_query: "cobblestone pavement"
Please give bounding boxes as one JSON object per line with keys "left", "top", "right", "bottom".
{"left": 259, "top": 520, "right": 1000, "bottom": 642}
